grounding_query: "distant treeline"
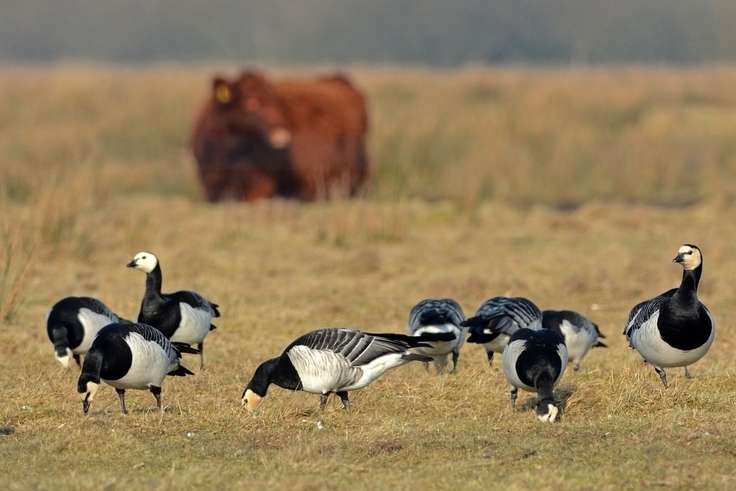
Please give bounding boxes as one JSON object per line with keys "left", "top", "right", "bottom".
{"left": 2, "top": 0, "right": 735, "bottom": 65}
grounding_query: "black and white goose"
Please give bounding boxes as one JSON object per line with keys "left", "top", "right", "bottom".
{"left": 623, "top": 244, "right": 715, "bottom": 388}
{"left": 241, "top": 328, "right": 436, "bottom": 412}
{"left": 542, "top": 310, "right": 606, "bottom": 371}
{"left": 77, "top": 322, "right": 199, "bottom": 414}
{"left": 127, "top": 251, "right": 220, "bottom": 369}
{"left": 461, "top": 297, "right": 543, "bottom": 365}
{"left": 46, "top": 296, "right": 125, "bottom": 369}
{"left": 503, "top": 326, "right": 568, "bottom": 422}
{"left": 407, "top": 298, "right": 467, "bottom": 374}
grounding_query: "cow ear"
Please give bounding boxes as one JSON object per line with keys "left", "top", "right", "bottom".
{"left": 212, "top": 78, "right": 235, "bottom": 105}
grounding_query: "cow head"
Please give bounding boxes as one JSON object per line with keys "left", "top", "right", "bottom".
{"left": 210, "top": 72, "right": 291, "bottom": 148}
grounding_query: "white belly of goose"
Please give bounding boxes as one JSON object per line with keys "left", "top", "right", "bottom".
{"left": 103, "top": 333, "right": 172, "bottom": 390}
{"left": 170, "top": 303, "right": 212, "bottom": 345}
{"left": 627, "top": 310, "right": 716, "bottom": 368}
{"left": 74, "top": 308, "right": 116, "bottom": 354}
{"left": 559, "top": 320, "right": 595, "bottom": 364}
{"left": 483, "top": 333, "right": 510, "bottom": 354}
{"left": 287, "top": 346, "right": 409, "bottom": 394}
{"left": 413, "top": 324, "right": 459, "bottom": 356}
{"left": 287, "top": 347, "right": 362, "bottom": 394}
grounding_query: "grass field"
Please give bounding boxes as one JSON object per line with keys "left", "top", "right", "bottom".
{"left": 1, "top": 64, "right": 736, "bottom": 490}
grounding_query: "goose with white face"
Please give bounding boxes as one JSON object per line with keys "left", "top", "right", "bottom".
{"left": 624, "top": 244, "right": 715, "bottom": 387}
{"left": 126, "top": 252, "right": 159, "bottom": 274}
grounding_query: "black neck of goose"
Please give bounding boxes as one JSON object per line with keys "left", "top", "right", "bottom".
{"left": 145, "top": 263, "right": 164, "bottom": 298}
{"left": 78, "top": 348, "right": 103, "bottom": 388}
{"left": 246, "top": 358, "right": 280, "bottom": 397}
{"left": 680, "top": 263, "right": 702, "bottom": 292}
{"left": 674, "top": 265, "right": 701, "bottom": 311}
{"left": 535, "top": 373, "right": 556, "bottom": 416}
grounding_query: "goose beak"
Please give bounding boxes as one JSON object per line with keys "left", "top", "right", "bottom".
{"left": 673, "top": 253, "right": 685, "bottom": 264}
{"left": 83, "top": 400, "right": 90, "bottom": 414}
{"left": 126, "top": 259, "right": 137, "bottom": 268}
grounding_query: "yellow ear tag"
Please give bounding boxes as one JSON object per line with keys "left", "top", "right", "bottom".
{"left": 215, "top": 84, "right": 231, "bottom": 103}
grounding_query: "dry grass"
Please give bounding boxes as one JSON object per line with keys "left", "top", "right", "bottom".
{"left": 1, "top": 64, "right": 736, "bottom": 490}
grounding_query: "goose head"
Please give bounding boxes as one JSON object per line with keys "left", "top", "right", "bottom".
{"left": 55, "top": 347, "right": 74, "bottom": 369}
{"left": 537, "top": 403, "right": 559, "bottom": 423}
{"left": 673, "top": 244, "right": 702, "bottom": 271}
{"left": 126, "top": 251, "right": 159, "bottom": 274}
{"left": 241, "top": 388, "right": 264, "bottom": 412}
{"left": 78, "top": 379, "right": 100, "bottom": 414}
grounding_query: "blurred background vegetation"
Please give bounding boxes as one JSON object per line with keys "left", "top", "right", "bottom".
{"left": 2, "top": 0, "right": 736, "bottom": 64}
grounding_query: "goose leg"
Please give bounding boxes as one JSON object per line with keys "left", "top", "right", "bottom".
{"left": 319, "top": 394, "right": 329, "bottom": 411}
{"left": 73, "top": 354, "right": 82, "bottom": 368}
{"left": 337, "top": 391, "right": 350, "bottom": 411}
{"left": 684, "top": 366, "right": 691, "bottom": 379}
{"left": 654, "top": 367, "right": 668, "bottom": 388}
{"left": 116, "top": 388, "right": 128, "bottom": 415}
{"left": 510, "top": 387, "right": 518, "bottom": 410}
{"left": 487, "top": 351, "right": 495, "bottom": 366}
{"left": 573, "top": 362, "right": 580, "bottom": 372}
{"left": 451, "top": 351, "right": 459, "bottom": 374}
{"left": 198, "top": 342, "right": 204, "bottom": 370}
{"left": 150, "top": 386, "right": 162, "bottom": 412}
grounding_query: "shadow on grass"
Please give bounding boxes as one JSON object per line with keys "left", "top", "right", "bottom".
{"left": 517, "top": 383, "right": 578, "bottom": 417}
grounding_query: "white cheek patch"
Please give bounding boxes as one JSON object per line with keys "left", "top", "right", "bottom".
{"left": 56, "top": 348, "right": 73, "bottom": 369}
{"left": 538, "top": 404, "right": 559, "bottom": 423}
{"left": 677, "top": 247, "right": 700, "bottom": 270}
{"left": 81, "top": 381, "right": 99, "bottom": 401}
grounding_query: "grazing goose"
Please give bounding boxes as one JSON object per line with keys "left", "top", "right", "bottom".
{"left": 77, "top": 322, "right": 199, "bottom": 414}
{"left": 461, "top": 297, "right": 543, "bottom": 366}
{"left": 407, "top": 298, "right": 467, "bottom": 373}
{"left": 241, "top": 328, "right": 436, "bottom": 412}
{"left": 623, "top": 244, "right": 715, "bottom": 388}
{"left": 127, "top": 251, "right": 220, "bottom": 369}
{"left": 503, "top": 326, "right": 568, "bottom": 422}
{"left": 46, "top": 296, "right": 125, "bottom": 369}
{"left": 542, "top": 310, "right": 606, "bottom": 371}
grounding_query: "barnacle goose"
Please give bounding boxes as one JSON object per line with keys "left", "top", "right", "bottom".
{"left": 77, "top": 322, "right": 199, "bottom": 414}
{"left": 46, "top": 296, "right": 125, "bottom": 369}
{"left": 623, "top": 244, "right": 715, "bottom": 388}
{"left": 241, "top": 328, "right": 437, "bottom": 412}
{"left": 461, "top": 297, "right": 542, "bottom": 365}
{"left": 503, "top": 326, "right": 568, "bottom": 422}
{"left": 127, "top": 251, "right": 220, "bottom": 369}
{"left": 407, "top": 298, "right": 467, "bottom": 374}
{"left": 542, "top": 310, "right": 606, "bottom": 371}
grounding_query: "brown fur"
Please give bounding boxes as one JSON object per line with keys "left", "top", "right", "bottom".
{"left": 190, "top": 71, "right": 370, "bottom": 202}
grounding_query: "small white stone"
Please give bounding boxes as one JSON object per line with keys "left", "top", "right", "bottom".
{"left": 317, "top": 421, "right": 324, "bottom": 430}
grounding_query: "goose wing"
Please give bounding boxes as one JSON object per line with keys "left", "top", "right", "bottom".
{"left": 77, "top": 297, "right": 119, "bottom": 321}
{"left": 125, "top": 322, "right": 181, "bottom": 363}
{"left": 166, "top": 291, "right": 220, "bottom": 317}
{"left": 623, "top": 289, "right": 676, "bottom": 339}
{"left": 463, "top": 297, "right": 542, "bottom": 334}
{"left": 543, "top": 310, "right": 596, "bottom": 336}
{"left": 287, "top": 328, "right": 412, "bottom": 367}
{"left": 408, "top": 298, "right": 466, "bottom": 334}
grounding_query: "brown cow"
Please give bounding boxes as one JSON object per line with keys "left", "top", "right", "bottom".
{"left": 190, "top": 71, "right": 370, "bottom": 202}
